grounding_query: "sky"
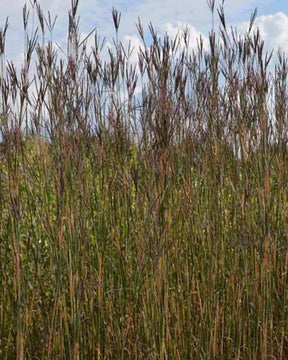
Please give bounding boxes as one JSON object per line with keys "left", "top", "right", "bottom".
{"left": 1, "top": 0, "right": 288, "bottom": 67}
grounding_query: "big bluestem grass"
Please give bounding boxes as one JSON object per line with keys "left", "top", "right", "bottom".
{"left": 0, "top": 1, "right": 287, "bottom": 359}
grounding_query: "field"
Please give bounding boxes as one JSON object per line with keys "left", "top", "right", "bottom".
{"left": 0, "top": 1, "right": 287, "bottom": 359}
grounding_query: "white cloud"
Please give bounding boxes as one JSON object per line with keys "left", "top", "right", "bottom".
{"left": 121, "top": 35, "right": 144, "bottom": 65}
{"left": 163, "top": 22, "right": 209, "bottom": 52}
{"left": 237, "top": 12, "right": 288, "bottom": 54}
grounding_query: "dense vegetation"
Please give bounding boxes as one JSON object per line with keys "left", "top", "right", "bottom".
{"left": 0, "top": 0, "right": 287, "bottom": 358}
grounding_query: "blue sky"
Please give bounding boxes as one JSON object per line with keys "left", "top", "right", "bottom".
{"left": 1, "top": 0, "right": 288, "bottom": 64}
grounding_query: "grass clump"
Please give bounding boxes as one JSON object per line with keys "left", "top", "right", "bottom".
{"left": 0, "top": 1, "right": 287, "bottom": 359}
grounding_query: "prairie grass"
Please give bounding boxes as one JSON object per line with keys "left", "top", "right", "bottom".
{"left": 0, "top": 1, "right": 287, "bottom": 359}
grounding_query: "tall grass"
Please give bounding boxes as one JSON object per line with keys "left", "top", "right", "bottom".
{"left": 0, "top": 0, "right": 287, "bottom": 358}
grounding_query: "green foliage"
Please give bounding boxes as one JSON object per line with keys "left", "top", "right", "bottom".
{"left": 0, "top": 1, "right": 287, "bottom": 359}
